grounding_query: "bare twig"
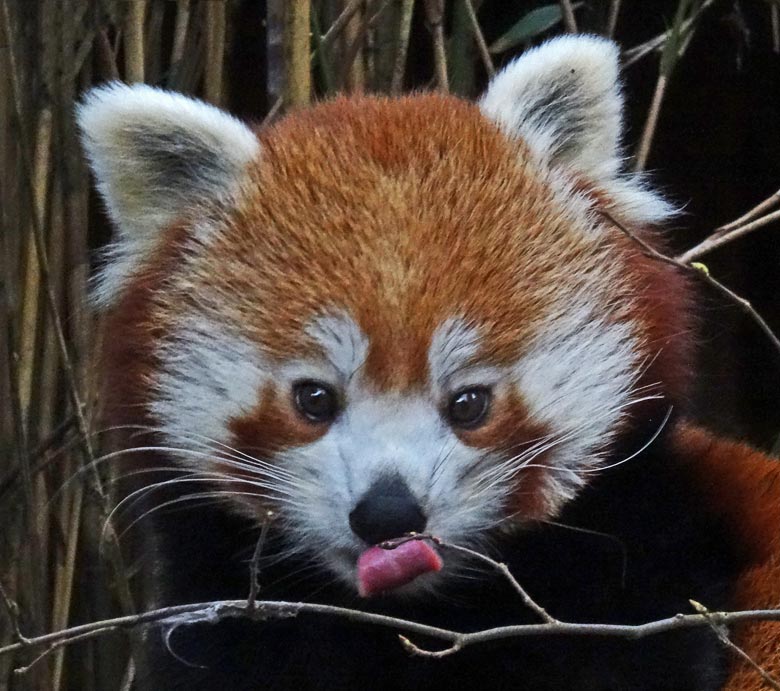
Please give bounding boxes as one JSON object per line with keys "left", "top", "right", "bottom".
{"left": 716, "top": 188, "right": 780, "bottom": 234}
{"left": 247, "top": 511, "right": 274, "bottom": 609}
{"left": 691, "top": 600, "right": 780, "bottom": 691}
{"left": 633, "top": 74, "right": 667, "bottom": 172}
{"left": 676, "top": 208, "right": 780, "bottom": 264}
{"left": 0, "top": 581, "right": 29, "bottom": 645}
{"left": 600, "top": 211, "right": 780, "bottom": 359}
{"left": 381, "top": 534, "right": 557, "bottom": 624}
{"left": 2, "top": 595, "right": 780, "bottom": 664}
{"left": 560, "top": 0, "right": 578, "bottom": 32}
{"left": 424, "top": 0, "right": 448, "bottom": 91}
{"left": 320, "top": 0, "right": 364, "bottom": 52}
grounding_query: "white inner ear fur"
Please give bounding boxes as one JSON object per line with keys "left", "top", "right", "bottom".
{"left": 480, "top": 35, "right": 674, "bottom": 225}
{"left": 77, "top": 83, "right": 260, "bottom": 306}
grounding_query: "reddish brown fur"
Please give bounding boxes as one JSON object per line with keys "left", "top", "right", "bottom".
{"left": 673, "top": 423, "right": 780, "bottom": 688}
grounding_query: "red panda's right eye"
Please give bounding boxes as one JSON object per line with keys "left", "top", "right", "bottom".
{"left": 293, "top": 381, "right": 339, "bottom": 423}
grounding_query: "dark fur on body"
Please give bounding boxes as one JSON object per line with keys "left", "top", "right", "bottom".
{"left": 136, "top": 417, "right": 742, "bottom": 691}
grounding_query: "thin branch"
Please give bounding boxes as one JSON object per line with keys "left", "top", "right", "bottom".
{"left": 559, "top": 0, "right": 578, "bottom": 32}
{"left": 600, "top": 211, "right": 780, "bottom": 359}
{"left": 320, "top": 0, "right": 364, "bottom": 52}
{"left": 283, "top": 0, "right": 311, "bottom": 108}
{"left": 247, "top": 512, "right": 274, "bottom": 609}
{"left": 2, "top": 596, "right": 780, "bottom": 665}
{"left": 717, "top": 188, "right": 780, "bottom": 234}
{"left": 676, "top": 208, "right": 780, "bottom": 264}
{"left": 633, "top": 74, "right": 667, "bottom": 172}
{"left": 691, "top": 600, "right": 780, "bottom": 691}
{"left": 463, "top": 0, "right": 494, "bottom": 77}
{"left": 382, "top": 535, "right": 557, "bottom": 623}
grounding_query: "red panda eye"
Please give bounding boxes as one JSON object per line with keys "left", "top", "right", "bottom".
{"left": 293, "top": 381, "right": 340, "bottom": 423}
{"left": 447, "top": 387, "right": 491, "bottom": 429}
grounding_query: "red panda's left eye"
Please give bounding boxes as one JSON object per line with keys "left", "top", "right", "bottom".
{"left": 447, "top": 387, "right": 491, "bottom": 429}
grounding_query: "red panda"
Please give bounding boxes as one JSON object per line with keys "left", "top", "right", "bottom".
{"left": 78, "top": 35, "right": 780, "bottom": 690}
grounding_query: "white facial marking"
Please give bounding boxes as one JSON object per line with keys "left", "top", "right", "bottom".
{"left": 279, "top": 394, "right": 499, "bottom": 586}
{"left": 428, "top": 318, "right": 480, "bottom": 387}
{"left": 305, "top": 312, "right": 369, "bottom": 380}
{"left": 513, "top": 297, "right": 642, "bottom": 507}
{"left": 150, "top": 316, "right": 268, "bottom": 456}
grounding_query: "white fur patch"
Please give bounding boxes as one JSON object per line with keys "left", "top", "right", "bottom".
{"left": 305, "top": 312, "right": 369, "bottom": 380}
{"left": 428, "top": 317, "right": 480, "bottom": 387}
{"left": 150, "top": 317, "right": 268, "bottom": 456}
{"left": 77, "top": 83, "right": 260, "bottom": 306}
{"left": 513, "top": 297, "right": 642, "bottom": 508}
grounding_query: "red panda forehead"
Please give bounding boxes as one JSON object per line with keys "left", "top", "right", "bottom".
{"left": 187, "top": 94, "right": 631, "bottom": 388}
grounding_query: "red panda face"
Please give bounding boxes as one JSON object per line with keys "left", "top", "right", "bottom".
{"left": 79, "top": 36, "right": 691, "bottom": 595}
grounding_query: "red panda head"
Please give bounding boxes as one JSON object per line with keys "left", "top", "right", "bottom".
{"left": 79, "top": 36, "right": 691, "bottom": 594}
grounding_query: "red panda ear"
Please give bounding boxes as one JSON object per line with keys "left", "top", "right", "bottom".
{"left": 480, "top": 35, "right": 673, "bottom": 224}
{"left": 480, "top": 35, "right": 622, "bottom": 180}
{"left": 77, "top": 83, "right": 259, "bottom": 306}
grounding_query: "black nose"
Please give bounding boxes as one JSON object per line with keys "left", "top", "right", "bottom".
{"left": 349, "top": 475, "right": 427, "bottom": 544}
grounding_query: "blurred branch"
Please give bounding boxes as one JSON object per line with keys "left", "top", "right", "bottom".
{"left": 424, "top": 0, "right": 448, "bottom": 91}
{"left": 606, "top": 0, "right": 621, "bottom": 38}
{"left": 463, "top": 0, "right": 494, "bottom": 78}
{"left": 391, "top": 0, "right": 415, "bottom": 93}
{"left": 559, "top": 0, "right": 578, "bottom": 32}
{"left": 633, "top": 0, "right": 715, "bottom": 171}
{"left": 169, "top": 0, "right": 190, "bottom": 85}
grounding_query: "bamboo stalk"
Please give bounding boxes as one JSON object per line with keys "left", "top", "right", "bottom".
{"left": 18, "top": 108, "right": 52, "bottom": 421}
{"left": 169, "top": 0, "right": 191, "bottom": 86}
{"left": 343, "top": 1, "right": 366, "bottom": 93}
{"left": 424, "top": 0, "right": 448, "bottom": 92}
{"left": 204, "top": 0, "right": 227, "bottom": 105}
{"left": 124, "top": 1, "right": 146, "bottom": 83}
{"left": 606, "top": 0, "right": 621, "bottom": 38}
{"left": 283, "top": 1, "right": 311, "bottom": 108}
{"left": 391, "top": 0, "right": 415, "bottom": 93}
{"left": 560, "top": 0, "right": 578, "bottom": 32}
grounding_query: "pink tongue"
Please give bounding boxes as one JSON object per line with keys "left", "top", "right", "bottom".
{"left": 357, "top": 540, "right": 443, "bottom": 597}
